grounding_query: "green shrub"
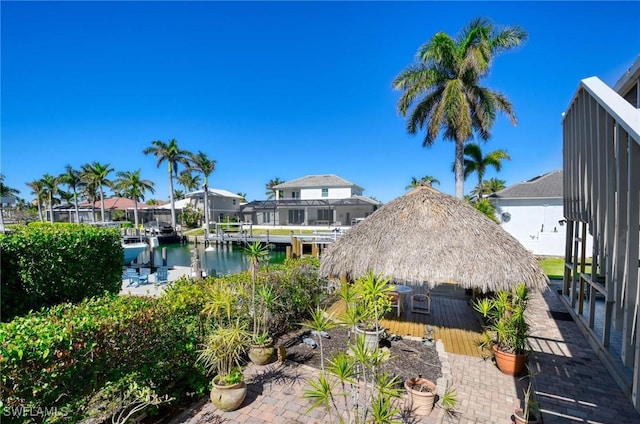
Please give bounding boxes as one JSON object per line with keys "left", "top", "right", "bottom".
{"left": 0, "top": 293, "right": 207, "bottom": 423}
{"left": 0, "top": 223, "right": 123, "bottom": 321}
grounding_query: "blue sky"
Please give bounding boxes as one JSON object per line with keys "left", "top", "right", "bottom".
{"left": 2, "top": 1, "right": 638, "bottom": 204}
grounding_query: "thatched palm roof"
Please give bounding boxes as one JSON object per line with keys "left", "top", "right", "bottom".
{"left": 319, "top": 186, "right": 549, "bottom": 292}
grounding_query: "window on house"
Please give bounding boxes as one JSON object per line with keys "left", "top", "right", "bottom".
{"left": 233, "top": 199, "right": 236, "bottom": 205}
{"left": 321, "top": 188, "right": 328, "bottom": 198}
{"left": 277, "top": 190, "right": 284, "bottom": 199}
{"left": 291, "top": 191, "right": 300, "bottom": 199}
{"left": 262, "top": 212, "right": 270, "bottom": 223}
{"left": 288, "top": 209, "right": 304, "bottom": 224}
{"left": 318, "top": 209, "right": 332, "bottom": 221}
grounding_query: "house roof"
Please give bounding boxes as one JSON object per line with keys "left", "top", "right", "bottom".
{"left": 77, "top": 197, "right": 153, "bottom": 210}
{"left": 274, "top": 174, "right": 364, "bottom": 190}
{"left": 185, "top": 188, "right": 243, "bottom": 198}
{"left": 156, "top": 198, "right": 193, "bottom": 210}
{"left": 491, "top": 170, "right": 563, "bottom": 199}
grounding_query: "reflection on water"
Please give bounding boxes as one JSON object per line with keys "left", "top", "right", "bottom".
{"left": 137, "top": 243, "right": 286, "bottom": 276}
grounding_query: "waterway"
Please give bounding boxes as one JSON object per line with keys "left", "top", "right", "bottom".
{"left": 135, "top": 243, "right": 286, "bottom": 276}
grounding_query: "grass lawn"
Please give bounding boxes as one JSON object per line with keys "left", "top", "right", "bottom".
{"left": 538, "top": 256, "right": 592, "bottom": 280}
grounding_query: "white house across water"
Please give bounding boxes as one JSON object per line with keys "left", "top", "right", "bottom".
{"left": 240, "top": 174, "right": 380, "bottom": 226}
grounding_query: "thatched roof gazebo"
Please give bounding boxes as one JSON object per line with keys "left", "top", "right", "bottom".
{"left": 319, "top": 185, "right": 549, "bottom": 293}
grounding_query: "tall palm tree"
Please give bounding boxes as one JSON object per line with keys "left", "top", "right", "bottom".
{"left": 81, "top": 162, "right": 114, "bottom": 222}
{"left": 40, "top": 173, "right": 60, "bottom": 223}
{"left": 143, "top": 139, "right": 191, "bottom": 229}
{"left": 188, "top": 151, "right": 216, "bottom": 238}
{"left": 177, "top": 170, "right": 201, "bottom": 194}
{"left": 26, "top": 179, "right": 46, "bottom": 222}
{"left": 461, "top": 143, "right": 511, "bottom": 199}
{"left": 405, "top": 175, "right": 440, "bottom": 190}
{"left": 59, "top": 165, "right": 82, "bottom": 224}
{"left": 393, "top": 17, "right": 526, "bottom": 198}
{"left": 237, "top": 192, "right": 247, "bottom": 203}
{"left": 114, "top": 169, "right": 155, "bottom": 229}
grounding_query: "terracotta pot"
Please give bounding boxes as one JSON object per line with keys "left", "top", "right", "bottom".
{"left": 513, "top": 407, "right": 539, "bottom": 423}
{"left": 355, "top": 325, "right": 385, "bottom": 351}
{"left": 404, "top": 377, "right": 436, "bottom": 415}
{"left": 492, "top": 345, "right": 528, "bottom": 376}
{"left": 210, "top": 380, "right": 247, "bottom": 412}
{"left": 249, "top": 343, "right": 275, "bottom": 365}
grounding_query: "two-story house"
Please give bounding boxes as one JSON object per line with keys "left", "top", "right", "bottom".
{"left": 185, "top": 188, "right": 243, "bottom": 223}
{"left": 241, "top": 174, "right": 380, "bottom": 226}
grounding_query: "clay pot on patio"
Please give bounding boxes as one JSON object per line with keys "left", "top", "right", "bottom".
{"left": 210, "top": 379, "right": 247, "bottom": 412}
{"left": 404, "top": 377, "right": 436, "bottom": 415}
{"left": 513, "top": 407, "right": 539, "bottom": 424}
{"left": 493, "top": 345, "right": 528, "bottom": 376}
{"left": 248, "top": 341, "right": 276, "bottom": 365}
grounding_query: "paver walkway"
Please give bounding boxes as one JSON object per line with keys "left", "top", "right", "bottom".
{"left": 169, "top": 281, "right": 640, "bottom": 423}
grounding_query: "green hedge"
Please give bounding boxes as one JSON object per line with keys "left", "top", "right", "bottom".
{"left": 0, "top": 292, "right": 207, "bottom": 423}
{"left": 1, "top": 223, "right": 123, "bottom": 321}
{"left": 0, "top": 257, "right": 322, "bottom": 423}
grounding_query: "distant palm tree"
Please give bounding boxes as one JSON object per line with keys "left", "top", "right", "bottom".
{"left": 59, "top": 165, "right": 82, "bottom": 223}
{"left": 40, "top": 173, "right": 60, "bottom": 223}
{"left": 265, "top": 177, "right": 284, "bottom": 200}
{"left": 173, "top": 189, "right": 185, "bottom": 200}
{"left": 405, "top": 175, "right": 440, "bottom": 190}
{"left": 188, "top": 151, "right": 216, "bottom": 237}
{"left": 481, "top": 177, "right": 507, "bottom": 196}
{"left": 237, "top": 192, "right": 247, "bottom": 203}
{"left": 58, "top": 190, "right": 74, "bottom": 222}
{"left": 265, "top": 177, "right": 284, "bottom": 227}
{"left": 393, "top": 17, "right": 526, "bottom": 198}
{"left": 177, "top": 170, "right": 201, "bottom": 193}
{"left": 79, "top": 179, "right": 99, "bottom": 223}
{"left": 114, "top": 169, "right": 155, "bottom": 229}
{"left": 461, "top": 143, "right": 510, "bottom": 199}
{"left": 143, "top": 139, "right": 191, "bottom": 229}
{"left": 81, "top": 162, "right": 114, "bottom": 222}
{"left": 26, "top": 179, "right": 46, "bottom": 222}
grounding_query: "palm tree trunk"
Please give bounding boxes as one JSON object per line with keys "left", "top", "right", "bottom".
{"left": 168, "top": 167, "right": 177, "bottom": 229}
{"left": 133, "top": 199, "right": 140, "bottom": 229}
{"left": 454, "top": 141, "right": 465, "bottom": 199}
{"left": 49, "top": 193, "right": 54, "bottom": 223}
{"left": 477, "top": 172, "right": 484, "bottom": 199}
{"left": 73, "top": 191, "right": 80, "bottom": 224}
{"left": 203, "top": 182, "right": 210, "bottom": 240}
{"left": 99, "top": 186, "right": 106, "bottom": 222}
{"left": 37, "top": 200, "right": 43, "bottom": 222}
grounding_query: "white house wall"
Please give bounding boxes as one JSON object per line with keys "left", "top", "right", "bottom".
{"left": 494, "top": 198, "right": 592, "bottom": 256}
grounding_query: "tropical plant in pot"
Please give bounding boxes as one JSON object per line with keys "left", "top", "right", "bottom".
{"left": 513, "top": 367, "right": 540, "bottom": 423}
{"left": 341, "top": 271, "right": 393, "bottom": 351}
{"left": 197, "top": 319, "right": 251, "bottom": 412}
{"left": 244, "top": 241, "right": 276, "bottom": 365}
{"left": 249, "top": 283, "right": 278, "bottom": 365}
{"left": 473, "top": 282, "right": 531, "bottom": 376}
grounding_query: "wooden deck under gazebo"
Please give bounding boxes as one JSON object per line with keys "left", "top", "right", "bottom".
{"left": 326, "top": 283, "right": 486, "bottom": 357}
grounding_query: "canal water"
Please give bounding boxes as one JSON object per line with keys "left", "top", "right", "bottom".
{"left": 137, "top": 243, "right": 286, "bottom": 276}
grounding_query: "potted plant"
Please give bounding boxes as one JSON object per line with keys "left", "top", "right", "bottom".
{"left": 197, "top": 319, "right": 251, "bottom": 412}
{"left": 244, "top": 242, "right": 276, "bottom": 365}
{"left": 513, "top": 367, "right": 539, "bottom": 423}
{"left": 404, "top": 377, "right": 437, "bottom": 415}
{"left": 473, "top": 282, "right": 531, "bottom": 376}
{"left": 343, "top": 271, "right": 393, "bottom": 351}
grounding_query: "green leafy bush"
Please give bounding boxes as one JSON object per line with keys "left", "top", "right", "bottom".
{"left": 0, "top": 223, "right": 123, "bottom": 321}
{"left": 0, "top": 293, "right": 207, "bottom": 423}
